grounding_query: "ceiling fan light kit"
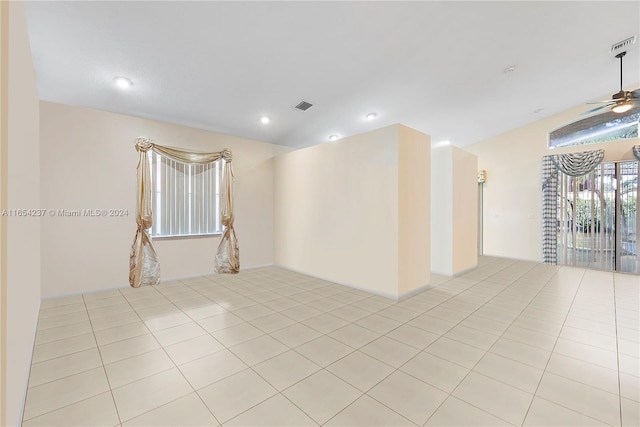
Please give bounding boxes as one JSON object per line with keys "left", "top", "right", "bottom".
{"left": 611, "top": 101, "right": 633, "bottom": 114}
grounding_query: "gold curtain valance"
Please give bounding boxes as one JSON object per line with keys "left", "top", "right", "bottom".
{"left": 135, "top": 136, "right": 232, "bottom": 164}
{"left": 129, "top": 137, "right": 239, "bottom": 288}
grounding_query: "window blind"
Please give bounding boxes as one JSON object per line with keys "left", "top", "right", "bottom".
{"left": 150, "top": 152, "right": 222, "bottom": 237}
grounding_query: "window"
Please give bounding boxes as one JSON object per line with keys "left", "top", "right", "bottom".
{"left": 150, "top": 152, "right": 222, "bottom": 238}
{"left": 549, "top": 106, "right": 639, "bottom": 149}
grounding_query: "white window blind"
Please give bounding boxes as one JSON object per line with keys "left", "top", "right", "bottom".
{"left": 150, "top": 152, "right": 222, "bottom": 238}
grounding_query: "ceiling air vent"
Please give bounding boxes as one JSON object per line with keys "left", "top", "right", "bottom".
{"left": 610, "top": 36, "right": 636, "bottom": 54}
{"left": 293, "top": 100, "right": 314, "bottom": 112}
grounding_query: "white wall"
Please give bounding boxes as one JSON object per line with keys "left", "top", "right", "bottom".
{"left": 467, "top": 105, "right": 640, "bottom": 262}
{"left": 6, "top": 2, "right": 41, "bottom": 425}
{"left": 431, "top": 147, "right": 453, "bottom": 275}
{"left": 431, "top": 145, "right": 477, "bottom": 275}
{"left": 274, "top": 124, "right": 430, "bottom": 299}
{"left": 40, "top": 102, "right": 281, "bottom": 297}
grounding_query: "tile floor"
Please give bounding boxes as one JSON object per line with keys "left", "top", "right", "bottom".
{"left": 22, "top": 256, "right": 640, "bottom": 426}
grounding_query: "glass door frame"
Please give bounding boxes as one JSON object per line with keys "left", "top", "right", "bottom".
{"left": 556, "top": 159, "right": 639, "bottom": 274}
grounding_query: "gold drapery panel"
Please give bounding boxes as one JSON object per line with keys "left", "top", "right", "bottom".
{"left": 129, "top": 137, "right": 239, "bottom": 288}
{"left": 215, "top": 159, "right": 239, "bottom": 273}
{"left": 129, "top": 138, "right": 160, "bottom": 287}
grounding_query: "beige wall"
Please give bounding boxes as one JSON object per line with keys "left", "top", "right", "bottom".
{"left": 451, "top": 146, "right": 478, "bottom": 273}
{"left": 0, "top": 1, "right": 7, "bottom": 422}
{"left": 431, "top": 145, "right": 478, "bottom": 275}
{"left": 274, "top": 124, "right": 430, "bottom": 299}
{"left": 6, "top": 2, "right": 41, "bottom": 425}
{"left": 40, "top": 102, "right": 280, "bottom": 297}
{"left": 274, "top": 125, "right": 399, "bottom": 296}
{"left": 467, "top": 104, "right": 640, "bottom": 262}
{"left": 398, "top": 125, "right": 430, "bottom": 295}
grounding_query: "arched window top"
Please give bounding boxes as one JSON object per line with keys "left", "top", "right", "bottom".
{"left": 549, "top": 105, "right": 639, "bottom": 149}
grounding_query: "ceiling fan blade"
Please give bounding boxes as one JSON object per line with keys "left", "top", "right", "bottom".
{"left": 630, "top": 89, "right": 640, "bottom": 98}
{"left": 580, "top": 103, "right": 614, "bottom": 116}
{"left": 586, "top": 100, "right": 616, "bottom": 104}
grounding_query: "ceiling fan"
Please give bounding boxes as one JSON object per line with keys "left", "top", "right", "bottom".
{"left": 581, "top": 51, "right": 640, "bottom": 116}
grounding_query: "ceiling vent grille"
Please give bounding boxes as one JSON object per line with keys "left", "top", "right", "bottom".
{"left": 293, "top": 101, "right": 313, "bottom": 112}
{"left": 610, "top": 36, "right": 636, "bottom": 54}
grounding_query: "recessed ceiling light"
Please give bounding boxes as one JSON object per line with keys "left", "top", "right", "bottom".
{"left": 260, "top": 116, "right": 270, "bottom": 124}
{"left": 365, "top": 112, "right": 377, "bottom": 121}
{"left": 329, "top": 134, "right": 339, "bottom": 142}
{"left": 114, "top": 77, "right": 133, "bottom": 89}
{"left": 503, "top": 65, "right": 516, "bottom": 74}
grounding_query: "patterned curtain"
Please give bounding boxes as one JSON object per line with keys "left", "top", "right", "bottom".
{"left": 541, "top": 157, "right": 559, "bottom": 264}
{"left": 633, "top": 145, "right": 640, "bottom": 161}
{"left": 541, "top": 149, "right": 604, "bottom": 264}
{"left": 129, "top": 137, "right": 239, "bottom": 288}
{"left": 550, "top": 149, "right": 605, "bottom": 177}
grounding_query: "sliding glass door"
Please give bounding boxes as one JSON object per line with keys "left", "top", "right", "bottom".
{"left": 557, "top": 160, "right": 639, "bottom": 274}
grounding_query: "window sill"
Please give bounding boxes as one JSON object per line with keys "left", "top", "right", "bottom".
{"left": 152, "top": 233, "right": 222, "bottom": 240}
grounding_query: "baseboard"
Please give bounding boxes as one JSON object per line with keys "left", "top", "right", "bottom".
{"left": 397, "top": 282, "right": 431, "bottom": 300}
{"left": 480, "top": 253, "right": 542, "bottom": 264}
{"left": 17, "top": 298, "right": 40, "bottom": 427}
{"left": 242, "top": 264, "right": 275, "bottom": 270}
{"left": 41, "top": 283, "right": 129, "bottom": 301}
{"left": 453, "top": 264, "right": 479, "bottom": 277}
{"left": 274, "top": 264, "right": 431, "bottom": 301}
{"left": 430, "top": 268, "right": 453, "bottom": 277}
{"left": 42, "top": 263, "right": 440, "bottom": 302}
{"left": 161, "top": 263, "right": 276, "bottom": 282}
{"left": 430, "top": 264, "right": 479, "bottom": 278}
{"left": 42, "top": 264, "right": 279, "bottom": 300}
